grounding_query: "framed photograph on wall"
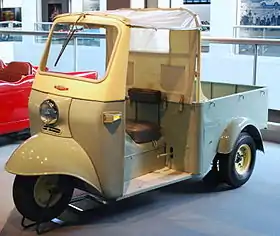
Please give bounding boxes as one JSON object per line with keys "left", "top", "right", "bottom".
{"left": 240, "top": 0, "right": 280, "bottom": 26}
{"left": 48, "top": 3, "right": 62, "bottom": 22}
{"left": 0, "top": 7, "right": 22, "bottom": 21}
{"left": 83, "top": 0, "right": 100, "bottom": 11}
{"left": 238, "top": 0, "right": 280, "bottom": 57}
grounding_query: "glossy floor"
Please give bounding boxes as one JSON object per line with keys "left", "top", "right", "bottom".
{"left": 0, "top": 138, "right": 279, "bottom": 236}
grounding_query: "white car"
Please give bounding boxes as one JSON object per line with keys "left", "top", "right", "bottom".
{"left": 260, "top": 0, "right": 280, "bottom": 6}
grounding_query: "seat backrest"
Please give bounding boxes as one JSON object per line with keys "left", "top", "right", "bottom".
{"left": 6, "top": 61, "right": 33, "bottom": 75}
{"left": 128, "top": 88, "right": 162, "bottom": 104}
{"left": 128, "top": 87, "right": 162, "bottom": 125}
{"left": 0, "top": 61, "right": 33, "bottom": 82}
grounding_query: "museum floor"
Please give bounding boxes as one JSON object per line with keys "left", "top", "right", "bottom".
{"left": 0, "top": 137, "right": 279, "bottom": 236}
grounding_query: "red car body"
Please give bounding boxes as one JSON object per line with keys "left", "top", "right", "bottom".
{"left": 0, "top": 60, "right": 98, "bottom": 136}
{"left": 0, "top": 61, "right": 35, "bottom": 136}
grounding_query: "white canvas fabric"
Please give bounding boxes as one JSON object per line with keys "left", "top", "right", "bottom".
{"left": 79, "top": 8, "right": 201, "bottom": 52}
{"left": 129, "top": 28, "right": 169, "bottom": 52}
{"left": 88, "top": 8, "right": 201, "bottom": 30}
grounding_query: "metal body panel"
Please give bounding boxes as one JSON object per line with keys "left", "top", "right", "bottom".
{"left": 124, "top": 135, "right": 166, "bottom": 181}
{"left": 27, "top": 89, "right": 126, "bottom": 199}
{"left": 69, "top": 99, "right": 125, "bottom": 199}
{"left": 28, "top": 90, "right": 72, "bottom": 137}
{"left": 121, "top": 167, "right": 193, "bottom": 200}
{"left": 217, "top": 117, "right": 264, "bottom": 154}
{"left": 198, "top": 86, "right": 268, "bottom": 175}
{"left": 5, "top": 133, "right": 101, "bottom": 193}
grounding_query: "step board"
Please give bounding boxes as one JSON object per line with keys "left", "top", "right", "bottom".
{"left": 120, "top": 167, "right": 193, "bottom": 200}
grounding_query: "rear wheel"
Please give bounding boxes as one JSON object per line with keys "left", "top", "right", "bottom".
{"left": 13, "top": 175, "right": 74, "bottom": 223}
{"left": 219, "top": 132, "right": 256, "bottom": 188}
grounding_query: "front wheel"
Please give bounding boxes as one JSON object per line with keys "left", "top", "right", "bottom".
{"left": 13, "top": 175, "right": 74, "bottom": 223}
{"left": 219, "top": 132, "right": 256, "bottom": 188}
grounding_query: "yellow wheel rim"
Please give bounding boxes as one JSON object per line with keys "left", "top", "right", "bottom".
{"left": 234, "top": 144, "right": 252, "bottom": 175}
{"left": 34, "top": 176, "right": 62, "bottom": 208}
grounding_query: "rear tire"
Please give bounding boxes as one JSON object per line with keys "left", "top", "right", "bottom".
{"left": 218, "top": 132, "right": 256, "bottom": 188}
{"left": 13, "top": 175, "right": 74, "bottom": 223}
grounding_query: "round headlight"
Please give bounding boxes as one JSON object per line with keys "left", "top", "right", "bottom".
{"left": 39, "top": 99, "right": 59, "bottom": 125}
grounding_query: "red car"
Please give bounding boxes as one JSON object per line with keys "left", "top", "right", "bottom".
{"left": 0, "top": 60, "right": 98, "bottom": 139}
{"left": 0, "top": 60, "right": 36, "bottom": 139}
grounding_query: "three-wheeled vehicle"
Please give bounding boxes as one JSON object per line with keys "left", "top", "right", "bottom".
{"left": 5, "top": 8, "right": 268, "bottom": 225}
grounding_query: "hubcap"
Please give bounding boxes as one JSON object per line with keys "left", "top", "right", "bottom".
{"left": 34, "top": 176, "right": 63, "bottom": 208}
{"left": 234, "top": 144, "right": 252, "bottom": 175}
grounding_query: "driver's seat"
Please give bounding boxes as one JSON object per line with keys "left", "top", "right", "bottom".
{"left": 126, "top": 88, "right": 162, "bottom": 144}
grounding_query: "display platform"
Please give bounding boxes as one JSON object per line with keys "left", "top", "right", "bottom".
{"left": 0, "top": 141, "right": 279, "bottom": 236}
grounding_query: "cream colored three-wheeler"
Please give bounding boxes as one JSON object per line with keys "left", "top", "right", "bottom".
{"left": 5, "top": 8, "right": 268, "bottom": 225}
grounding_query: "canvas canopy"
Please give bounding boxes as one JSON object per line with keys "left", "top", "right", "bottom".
{"left": 84, "top": 8, "right": 202, "bottom": 30}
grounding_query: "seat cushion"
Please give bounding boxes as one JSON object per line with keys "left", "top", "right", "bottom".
{"left": 126, "top": 119, "right": 161, "bottom": 144}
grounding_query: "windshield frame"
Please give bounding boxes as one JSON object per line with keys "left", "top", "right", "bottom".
{"left": 38, "top": 17, "right": 122, "bottom": 84}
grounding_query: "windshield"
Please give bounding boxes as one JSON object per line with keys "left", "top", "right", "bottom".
{"left": 43, "top": 22, "right": 118, "bottom": 81}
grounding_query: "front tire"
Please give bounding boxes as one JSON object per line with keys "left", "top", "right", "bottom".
{"left": 219, "top": 132, "right": 256, "bottom": 188}
{"left": 13, "top": 175, "right": 74, "bottom": 223}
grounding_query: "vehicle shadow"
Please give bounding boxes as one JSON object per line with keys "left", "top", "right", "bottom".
{"left": 0, "top": 136, "right": 23, "bottom": 147}
{"left": 0, "top": 178, "right": 234, "bottom": 235}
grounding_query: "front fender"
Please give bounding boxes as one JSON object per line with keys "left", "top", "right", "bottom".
{"left": 218, "top": 117, "right": 264, "bottom": 154}
{"left": 5, "top": 133, "right": 102, "bottom": 193}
